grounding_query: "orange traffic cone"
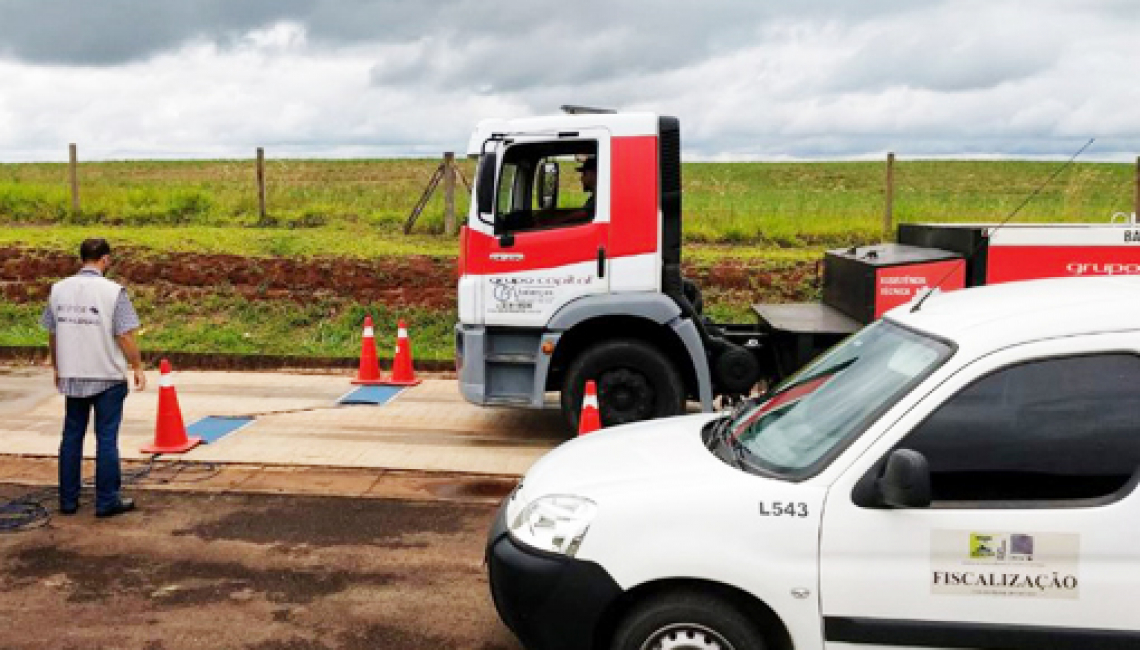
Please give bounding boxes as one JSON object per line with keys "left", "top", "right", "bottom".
{"left": 352, "top": 315, "right": 386, "bottom": 385}
{"left": 141, "top": 359, "right": 203, "bottom": 454}
{"left": 577, "top": 380, "right": 602, "bottom": 436}
{"left": 382, "top": 319, "right": 422, "bottom": 386}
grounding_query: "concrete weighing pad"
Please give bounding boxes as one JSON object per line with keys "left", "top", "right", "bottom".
{"left": 0, "top": 366, "right": 566, "bottom": 477}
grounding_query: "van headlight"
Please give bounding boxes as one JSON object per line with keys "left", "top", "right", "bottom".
{"left": 510, "top": 495, "right": 597, "bottom": 557}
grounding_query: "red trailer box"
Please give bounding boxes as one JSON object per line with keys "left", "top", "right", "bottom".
{"left": 899, "top": 222, "right": 1140, "bottom": 286}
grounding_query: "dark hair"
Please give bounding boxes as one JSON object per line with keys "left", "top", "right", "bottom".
{"left": 79, "top": 238, "right": 111, "bottom": 262}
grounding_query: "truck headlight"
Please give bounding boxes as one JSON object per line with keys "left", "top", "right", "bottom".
{"left": 510, "top": 495, "right": 597, "bottom": 557}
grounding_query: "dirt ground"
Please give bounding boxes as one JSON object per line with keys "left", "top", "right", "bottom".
{"left": 0, "top": 246, "right": 815, "bottom": 307}
{"left": 0, "top": 487, "right": 520, "bottom": 650}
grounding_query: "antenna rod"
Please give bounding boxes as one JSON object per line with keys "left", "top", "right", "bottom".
{"left": 910, "top": 138, "right": 1096, "bottom": 313}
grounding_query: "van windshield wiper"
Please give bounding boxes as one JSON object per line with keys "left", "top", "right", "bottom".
{"left": 709, "top": 408, "right": 751, "bottom": 470}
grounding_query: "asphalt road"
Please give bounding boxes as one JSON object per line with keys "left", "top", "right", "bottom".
{"left": 0, "top": 487, "right": 520, "bottom": 650}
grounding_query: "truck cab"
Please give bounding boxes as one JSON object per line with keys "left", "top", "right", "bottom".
{"left": 456, "top": 110, "right": 1140, "bottom": 434}
{"left": 456, "top": 111, "right": 762, "bottom": 430}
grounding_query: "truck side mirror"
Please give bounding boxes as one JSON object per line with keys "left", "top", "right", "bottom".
{"left": 476, "top": 152, "right": 498, "bottom": 220}
{"left": 878, "top": 449, "right": 932, "bottom": 508}
{"left": 537, "top": 162, "right": 559, "bottom": 210}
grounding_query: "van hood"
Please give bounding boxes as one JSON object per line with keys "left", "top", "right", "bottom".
{"left": 516, "top": 413, "right": 738, "bottom": 501}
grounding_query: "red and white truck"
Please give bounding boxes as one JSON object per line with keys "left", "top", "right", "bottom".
{"left": 454, "top": 108, "right": 1140, "bottom": 431}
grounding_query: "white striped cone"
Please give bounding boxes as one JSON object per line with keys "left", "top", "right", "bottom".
{"left": 578, "top": 380, "right": 602, "bottom": 435}
{"left": 352, "top": 315, "right": 385, "bottom": 385}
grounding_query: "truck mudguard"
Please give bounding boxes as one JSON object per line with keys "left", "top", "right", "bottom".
{"left": 547, "top": 293, "right": 682, "bottom": 330}
{"left": 547, "top": 294, "right": 714, "bottom": 410}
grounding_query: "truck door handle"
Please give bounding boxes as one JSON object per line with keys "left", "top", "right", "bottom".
{"left": 597, "top": 246, "right": 606, "bottom": 278}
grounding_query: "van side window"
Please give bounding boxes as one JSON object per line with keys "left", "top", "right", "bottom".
{"left": 899, "top": 354, "right": 1140, "bottom": 503}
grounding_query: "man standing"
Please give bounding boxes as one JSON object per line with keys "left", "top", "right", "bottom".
{"left": 41, "top": 238, "right": 146, "bottom": 518}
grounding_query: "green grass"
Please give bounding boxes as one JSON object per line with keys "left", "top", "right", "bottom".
{"left": 0, "top": 225, "right": 457, "bottom": 259}
{"left": 1, "top": 291, "right": 457, "bottom": 362}
{"left": 0, "top": 225, "right": 822, "bottom": 263}
{"left": 682, "top": 160, "right": 1134, "bottom": 246}
{"left": 1, "top": 159, "right": 1134, "bottom": 251}
{"left": 3, "top": 157, "right": 1134, "bottom": 360}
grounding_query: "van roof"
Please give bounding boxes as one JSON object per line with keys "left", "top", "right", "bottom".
{"left": 887, "top": 275, "right": 1140, "bottom": 351}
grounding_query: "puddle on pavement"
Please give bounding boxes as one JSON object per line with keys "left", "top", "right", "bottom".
{"left": 426, "top": 477, "right": 517, "bottom": 502}
{"left": 180, "top": 495, "right": 488, "bottom": 547}
{"left": 6, "top": 546, "right": 397, "bottom": 606}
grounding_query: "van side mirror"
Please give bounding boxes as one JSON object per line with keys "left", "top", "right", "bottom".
{"left": 537, "top": 162, "right": 559, "bottom": 210}
{"left": 476, "top": 152, "right": 498, "bottom": 219}
{"left": 878, "top": 449, "right": 932, "bottom": 508}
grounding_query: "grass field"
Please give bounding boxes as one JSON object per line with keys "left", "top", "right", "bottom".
{"left": 0, "top": 295, "right": 458, "bottom": 361}
{"left": 1, "top": 159, "right": 1135, "bottom": 250}
{"left": 2, "top": 158, "right": 1135, "bottom": 362}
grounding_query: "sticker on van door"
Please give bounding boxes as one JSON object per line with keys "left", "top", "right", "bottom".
{"left": 931, "top": 530, "right": 1080, "bottom": 600}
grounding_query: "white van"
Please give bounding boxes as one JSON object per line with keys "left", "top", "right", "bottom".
{"left": 486, "top": 276, "right": 1140, "bottom": 650}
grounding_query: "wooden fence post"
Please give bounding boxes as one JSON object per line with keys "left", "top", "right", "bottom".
{"left": 256, "top": 147, "right": 267, "bottom": 224}
{"left": 884, "top": 151, "right": 895, "bottom": 238}
{"left": 68, "top": 143, "right": 80, "bottom": 215}
{"left": 443, "top": 152, "right": 457, "bottom": 236}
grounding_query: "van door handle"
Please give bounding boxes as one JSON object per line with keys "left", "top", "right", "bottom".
{"left": 597, "top": 246, "right": 606, "bottom": 278}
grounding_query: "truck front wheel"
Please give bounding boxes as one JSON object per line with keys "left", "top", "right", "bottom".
{"left": 611, "top": 591, "right": 767, "bottom": 650}
{"left": 561, "top": 340, "right": 685, "bottom": 431}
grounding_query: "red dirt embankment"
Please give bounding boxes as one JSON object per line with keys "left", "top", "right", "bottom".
{"left": 0, "top": 247, "right": 817, "bottom": 307}
{"left": 0, "top": 248, "right": 456, "bottom": 308}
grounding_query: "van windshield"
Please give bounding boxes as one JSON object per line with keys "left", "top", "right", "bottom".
{"left": 729, "top": 320, "right": 952, "bottom": 478}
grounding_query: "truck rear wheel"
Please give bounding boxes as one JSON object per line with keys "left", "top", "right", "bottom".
{"left": 561, "top": 340, "right": 685, "bottom": 431}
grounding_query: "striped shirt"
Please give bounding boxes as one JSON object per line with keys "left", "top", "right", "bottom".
{"left": 41, "top": 268, "right": 141, "bottom": 398}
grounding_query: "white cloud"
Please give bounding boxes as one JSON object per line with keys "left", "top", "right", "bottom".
{"left": 0, "top": 1, "right": 1136, "bottom": 161}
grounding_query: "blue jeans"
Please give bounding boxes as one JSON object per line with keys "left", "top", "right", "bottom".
{"left": 59, "top": 382, "right": 129, "bottom": 512}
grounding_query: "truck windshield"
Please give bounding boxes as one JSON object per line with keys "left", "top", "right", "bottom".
{"left": 730, "top": 320, "right": 952, "bottom": 478}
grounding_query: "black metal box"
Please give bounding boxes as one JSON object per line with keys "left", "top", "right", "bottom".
{"left": 823, "top": 243, "right": 964, "bottom": 324}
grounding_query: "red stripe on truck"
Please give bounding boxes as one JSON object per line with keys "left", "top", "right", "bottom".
{"left": 987, "top": 246, "right": 1140, "bottom": 284}
{"left": 460, "top": 135, "right": 663, "bottom": 276}
{"left": 463, "top": 224, "right": 608, "bottom": 275}
{"left": 458, "top": 226, "right": 468, "bottom": 278}
{"left": 609, "top": 136, "right": 659, "bottom": 257}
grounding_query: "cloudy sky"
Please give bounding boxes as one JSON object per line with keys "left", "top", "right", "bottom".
{"left": 0, "top": 0, "right": 1137, "bottom": 161}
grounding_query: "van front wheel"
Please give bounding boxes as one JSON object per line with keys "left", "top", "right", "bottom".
{"left": 611, "top": 591, "right": 766, "bottom": 650}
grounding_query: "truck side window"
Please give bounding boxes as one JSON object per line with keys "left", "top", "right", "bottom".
{"left": 496, "top": 164, "right": 520, "bottom": 217}
{"left": 496, "top": 142, "right": 597, "bottom": 234}
{"left": 898, "top": 354, "right": 1140, "bottom": 504}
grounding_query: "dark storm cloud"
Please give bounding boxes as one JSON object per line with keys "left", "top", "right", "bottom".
{"left": 1, "top": 0, "right": 1135, "bottom": 161}
{"left": 0, "top": 1, "right": 316, "bottom": 65}
{"left": 0, "top": 0, "right": 917, "bottom": 67}
{"left": 361, "top": 0, "right": 928, "bottom": 93}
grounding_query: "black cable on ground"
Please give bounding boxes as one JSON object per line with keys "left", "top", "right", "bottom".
{"left": 135, "top": 457, "right": 221, "bottom": 485}
{"left": 0, "top": 455, "right": 221, "bottom": 533}
{"left": 0, "top": 493, "right": 53, "bottom": 533}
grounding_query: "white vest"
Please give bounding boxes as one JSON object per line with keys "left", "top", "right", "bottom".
{"left": 49, "top": 274, "right": 129, "bottom": 380}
